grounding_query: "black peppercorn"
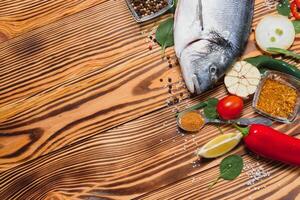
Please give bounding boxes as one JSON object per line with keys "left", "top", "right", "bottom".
{"left": 130, "top": 0, "right": 168, "bottom": 17}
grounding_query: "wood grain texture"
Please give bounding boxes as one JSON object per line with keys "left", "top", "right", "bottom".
{"left": 0, "top": 0, "right": 182, "bottom": 171}
{"left": 0, "top": 88, "right": 299, "bottom": 199}
{"left": 0, "top": 0, "right": 106, "bottom": 43}
{"left": 0, "top": 0, "right": 300, "bottom": 199}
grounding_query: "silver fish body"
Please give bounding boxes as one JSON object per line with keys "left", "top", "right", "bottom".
{"left": 174, "top": 0, "right": 254, "bottom": 94}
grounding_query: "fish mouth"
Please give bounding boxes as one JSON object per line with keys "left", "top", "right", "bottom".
{"left": 192, "top": 74, "right": 202, "bottom": 94}
{"left": 179, "top": 47, "right": 210, "bottom": 94}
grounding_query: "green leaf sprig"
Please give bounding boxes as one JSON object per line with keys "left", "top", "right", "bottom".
{"left": 169, "top": 0, "right": 178, "bottom": 14}
{"left": 155, "top": 0, "right": 177, "bottom": 55}
{"left": 292, "top": 21, "right": 300, "bottom": 34}
{"left": 155, "top": 18, "right": 174, "bottom": 55}
{"left": 203, "top": 98, "right": 219, "bottom": 120}
{"left": 209, "top": 155, "right": 244, "bottom": 189}
{"left": 267, "top": 47, "right": 300, "bottom": 60}
{"left": 277, "top": 0, "right": 290, "bottom": 17}
{"left": 176, "top": 98, "right": 219, "bottom": 117}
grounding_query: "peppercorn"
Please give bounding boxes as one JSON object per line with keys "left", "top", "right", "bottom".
{"left": 130, "top": 0, "right": 168, "bottom": 17}
{"left": 173, "top": 97, "right": 179, "bottom": 104}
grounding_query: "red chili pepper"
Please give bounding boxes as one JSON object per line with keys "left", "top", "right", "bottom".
{"left": 291, "top": 1, "right": 300, "bottom": 20}
{"left": 235, "top": 124, "right": 300, "bottom": 166}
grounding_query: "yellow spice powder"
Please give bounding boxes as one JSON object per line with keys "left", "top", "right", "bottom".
{"left": 257, "top": 79, "right": 298, "bottom": 118}
{"left": 180, "top": 111, "right": 204, "bottom": 132}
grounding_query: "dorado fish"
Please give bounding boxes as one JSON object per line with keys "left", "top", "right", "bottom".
{"left": 174, "top": 0, "right": 254, "bottom": 94}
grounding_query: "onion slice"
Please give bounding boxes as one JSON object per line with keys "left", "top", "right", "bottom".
{"left": 255, "top": 14, "right": 295, "bottom": 52}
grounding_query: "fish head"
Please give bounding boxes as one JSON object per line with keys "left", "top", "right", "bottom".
{"left": 179, "top": 40, "right": 232, "bottom": 94}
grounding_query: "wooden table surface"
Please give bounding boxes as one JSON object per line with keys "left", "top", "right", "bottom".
{"left": 0, "top": 0, "right": 299, "bottom": 199}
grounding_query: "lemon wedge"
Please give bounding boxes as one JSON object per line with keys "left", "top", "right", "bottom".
{"left": 196, "top": 132, "right": 242, "bottom": 158}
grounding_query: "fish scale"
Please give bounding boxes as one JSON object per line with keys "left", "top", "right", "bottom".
{"left": 174, "top": 0, "right": 254, "bottom": 94}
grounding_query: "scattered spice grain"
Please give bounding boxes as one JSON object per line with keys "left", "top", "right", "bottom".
{"left": 173, "top": 97, "right": 179, "bottom": 104}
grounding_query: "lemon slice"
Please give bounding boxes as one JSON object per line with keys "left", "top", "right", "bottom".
{"left": 196, "top": 132, "right": 243, "bottom": 158}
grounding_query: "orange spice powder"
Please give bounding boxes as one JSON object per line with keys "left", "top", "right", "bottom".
{"left": 257, "top": 79, "right": 298, "bottom": 118}
{"left": 180, "top": 111, "right": 205, "bottom": 132}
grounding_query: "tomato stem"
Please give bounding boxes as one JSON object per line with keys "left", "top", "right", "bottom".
{"left": 233, "top": 124, "right": 249, "bottom": 137}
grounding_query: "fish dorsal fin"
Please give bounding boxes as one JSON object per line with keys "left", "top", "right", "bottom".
{"left": 197, "top": 0, "right": 204, "bottom": 31}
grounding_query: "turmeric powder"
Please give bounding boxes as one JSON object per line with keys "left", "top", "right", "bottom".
{"left": 257, "top": 79, "right": 298, "bottom": 118}
{"left": 179, "top": 111, "right": 204, "bottom": 132}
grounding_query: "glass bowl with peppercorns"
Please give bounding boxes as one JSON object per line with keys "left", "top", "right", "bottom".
{"left": 125, "top": 0, "right": 173, "bottom": 23}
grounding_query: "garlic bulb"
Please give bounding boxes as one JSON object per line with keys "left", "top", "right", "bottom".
{"left": 224, "top": 61, "right": 261, "bottom": 98}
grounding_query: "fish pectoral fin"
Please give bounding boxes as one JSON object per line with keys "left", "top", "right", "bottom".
{"left": 207, "top": 30, "right": 233, "bottom": 49}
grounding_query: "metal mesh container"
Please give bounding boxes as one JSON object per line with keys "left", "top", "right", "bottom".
{"left": 125, "top": 0, "right": 173, "bottom": 23}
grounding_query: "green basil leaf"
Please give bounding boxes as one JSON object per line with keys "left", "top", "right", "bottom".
{"left": 175, "top": 98, "right": 219, "bottom": 118}
{"left": 293, "top": 20, "right": 300, "bottom": 34}
{"left": 277, "top": 0, "right": 290, "bottom": 17}
{"left": 220, "top": 155, "right": 244, "bottom": 180}
{"left": 176, "top": 102, "right": 207, "bottom": 117}
{"left": 156, "top": 18, "right": 174, "bottom": 53}
{"left": 169, "top": 0, "right": 178, "bottom": 13}
{"left": 267, "top": 47, "right": 300, "bottom": 60}
{"left": 203, "top": 98, "right": 219, "bottom": 119}
{"left": 207, "top": 98, "right": 219, "bottom": 107}
{"left": 204, "top": 106, "right": 218, "bottom": 119}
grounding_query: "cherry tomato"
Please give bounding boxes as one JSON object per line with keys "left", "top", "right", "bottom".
{"left": 217, "top": 95, "right": 244, "bottom": 120}
{"left": 295, "top": 0, "right": 300, "bottom": 9}
{"left": 291, "top": 1, "right": 300, "bottom": 20}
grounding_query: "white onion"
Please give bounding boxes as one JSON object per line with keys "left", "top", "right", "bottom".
{"left": 255, "top": 14, "right": 295, "bottom": 52}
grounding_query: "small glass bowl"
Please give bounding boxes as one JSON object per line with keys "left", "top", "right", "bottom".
{"left": 125, "top": 0, "right": 173, "bottom": 23}
{"left": 252, "top": 70, "right": 300, "bottom": 123}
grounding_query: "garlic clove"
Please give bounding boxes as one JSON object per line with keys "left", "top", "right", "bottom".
{"left": 224, "top": 75, "right": 239, "bottom": 87}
